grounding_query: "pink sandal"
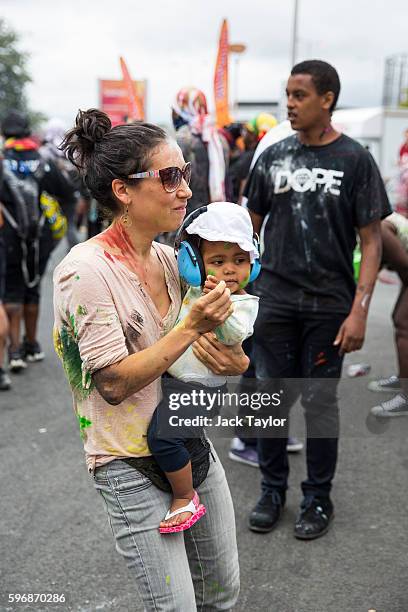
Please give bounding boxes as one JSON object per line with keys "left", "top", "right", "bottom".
{"left": 159, "top": 492, "right": 206, "bottom": 534}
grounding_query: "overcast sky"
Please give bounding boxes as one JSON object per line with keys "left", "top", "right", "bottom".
{"left": 2, "top": 0, "right": 408, "bottom": 127}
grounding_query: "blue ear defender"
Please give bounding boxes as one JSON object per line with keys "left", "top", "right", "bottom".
{"left": 248, "top": 233, "right": 261, "bottom": 283}
{"left": 174, "top": 207, "right": 262, "bottom": 287}
{"left": 177, "top": 240, "right": 206, "bottom": 286}
{"left": 174, "top": 206, "right": 208, "bottom": 287}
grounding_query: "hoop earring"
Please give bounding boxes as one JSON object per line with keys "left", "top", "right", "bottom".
{"left": 120, "top": 205, "right": 132, "bottom": 228}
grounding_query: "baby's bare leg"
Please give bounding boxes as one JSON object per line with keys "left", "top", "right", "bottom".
{"left": 160, "top": 461, "right": 196, "bottom": 527}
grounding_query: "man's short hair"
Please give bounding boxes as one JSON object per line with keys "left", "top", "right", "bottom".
{"left": 291, "top": 60, "right": 341, "bottom": 113}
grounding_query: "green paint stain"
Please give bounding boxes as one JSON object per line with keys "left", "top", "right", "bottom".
{"left": 238, "top": 273, "right": 250, "bottom": 290}
{"left": 223, "top": 243, "right": 232, "bottom": 249}
{"left": 75, "top": 275, "right": 80, "bottom": 280}
{"left": 206, "top": 268, "right": 217, "bottom": 278}
{"left": 77, "top": 414, "right": 92, "bottom": 429}
{"left": 59, "top": 323, "right": 95, "bottom": 400}
{"left": 77, "top": 304, "right": 88, "bottom": 316}
{"left": 69, "top": 313, "right": 78, "bottom": 339}
{"left": 215, "top": 326, "right": 226, "bottom": 342}
{"left": 77, "top": 414, "right": 92, "bottom": 439}
{"left": 165, "top": 575, "right": 171, "bottom": 585}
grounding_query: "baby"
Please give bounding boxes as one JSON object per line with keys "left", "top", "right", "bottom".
{"left": 147, "top": 202, "right": 260, "bottom": 533}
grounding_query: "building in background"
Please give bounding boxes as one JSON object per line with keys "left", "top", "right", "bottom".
{"left": 383, "top": 53, "right": 408, "bottom": 108}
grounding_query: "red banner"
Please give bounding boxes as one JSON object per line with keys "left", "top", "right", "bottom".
{"left": 214, "top": 19, "right": 232, "bottom": 128}
{"left": 99, "top": 78, "right": 146, "bottom": 126}
{"left": 119, "top": 56, "right": 144, "bottom": 121}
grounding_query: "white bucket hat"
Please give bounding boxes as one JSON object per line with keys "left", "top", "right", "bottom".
{"left": 185, "top": 202, "right": 259, "bottom": 263}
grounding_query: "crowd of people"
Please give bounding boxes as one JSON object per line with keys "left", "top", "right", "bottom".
{"left": 1, "top": 57, "right": 408, "bottom": 610}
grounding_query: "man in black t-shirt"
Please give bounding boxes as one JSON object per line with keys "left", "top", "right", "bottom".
{"left": 246, "top": 60, "right": 391, "bottom": 540}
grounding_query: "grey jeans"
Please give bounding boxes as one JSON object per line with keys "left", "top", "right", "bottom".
{"left": 93, "top": 448, "right": 240, "bottom": 611}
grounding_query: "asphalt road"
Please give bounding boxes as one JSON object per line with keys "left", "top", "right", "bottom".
{"left": 1, "top": 244, "right": 407, "bottom": 612}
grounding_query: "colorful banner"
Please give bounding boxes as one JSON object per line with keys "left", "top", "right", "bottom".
{"left": 214, "top": 19, "right": 232, "bottom": 128}
{"left": 99, "top": 78, "right": 146, "bottom": 126}
{"left": 119, "top": 56, "right": 144, "bottom": 121}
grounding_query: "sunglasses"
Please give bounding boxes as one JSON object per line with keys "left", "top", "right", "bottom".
{"left": 128, "top": 162, "right": 192, "bottom": 193}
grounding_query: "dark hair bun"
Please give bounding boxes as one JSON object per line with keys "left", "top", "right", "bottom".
{"left": 60, "top": 108, "right": 111, "bottom": 170}
{"left": 77, "top": 108, "right": 111, "bottom": 144}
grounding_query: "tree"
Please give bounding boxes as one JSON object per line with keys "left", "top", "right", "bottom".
{"left": 0, "top": 18, "right": 45, "bottom": 127}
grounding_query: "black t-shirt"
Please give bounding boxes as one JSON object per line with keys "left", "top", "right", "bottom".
{"left": 246, "top": 134, "right": 392, "bottom": 314}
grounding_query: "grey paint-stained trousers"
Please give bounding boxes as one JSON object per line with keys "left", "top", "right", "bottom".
{"left": 94, "top": 447, "right": 240, "bottom": 611}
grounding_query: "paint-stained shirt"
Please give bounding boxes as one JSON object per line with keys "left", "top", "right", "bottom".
{"left": 53, "top": 240, "right": 181, "bottom": 473}
{"left": 246, "top": 134, "right": 392, "bottom": 314}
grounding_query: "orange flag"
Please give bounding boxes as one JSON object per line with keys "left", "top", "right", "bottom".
{"left": 119, "top": 56, "right": 144, "bottom": 121}
{"left": 214, "top": 19, "right": 233, "bottom": 128}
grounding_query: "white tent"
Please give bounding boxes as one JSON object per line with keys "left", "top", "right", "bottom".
{"left": 332, "top": 107, "right": 383, "bottom": 139}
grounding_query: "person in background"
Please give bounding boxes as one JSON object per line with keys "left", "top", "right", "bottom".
{"left": 399, "top": 128, "right": 408, "bottom": 166}
{"left": 40, "top": 117, "right": 82, "bottom": 250}
{"left": 220, "top": 122, "right": 244, "bottom": 202}
{"left": 172, "top": 87, "right": 229, "bottom": 215}
{"left": 369, "top": 212, "right": 408, "bottom": 415}
{"left": 245, "top": 60, "right": 390, "bottom": 540}
{"left": 233, "top": 113, "right": 277, "bottom": 204}
{"left": 1, "top": 110, "right": 74, "bottom": 371}
{"left": 395, "top": 142, "right": 408, "bottom": 217}
{"left": 0, "top": 162, "right": 11, "bottom": 390}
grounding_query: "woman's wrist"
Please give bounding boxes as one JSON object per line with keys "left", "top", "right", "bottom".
{"left": 173, "top": 318, "right": 201, "bottom": 343}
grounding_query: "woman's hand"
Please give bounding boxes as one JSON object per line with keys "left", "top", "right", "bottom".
{"left": 184, "top": 280, "right": 232, "bottom": 335}
{"left": 202, "top": 274, "right": 220, "bottom": 294}
{"left": 192, "top": 332, "right": 250, "bottom": 375}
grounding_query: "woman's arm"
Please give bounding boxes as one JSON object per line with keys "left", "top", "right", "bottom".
{"left": 93, "top": 282, "right": 232, "bottom": 404}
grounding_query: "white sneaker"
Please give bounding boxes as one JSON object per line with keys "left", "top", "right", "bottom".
{"left": 230, "top": 437, "right": 246, "bottom": 452}
{"left": 368, "top": 375, "right": 401, "bottom": 393}
{"left": 370, "top": 393, "right": 408, "bottom": 417}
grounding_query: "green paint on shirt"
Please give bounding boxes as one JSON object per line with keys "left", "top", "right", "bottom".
{"left": 77, "top": 413, "right": 92, "bottom": 439}
{"left": 77, "top": 304, "right": 88, "bottom": 316}
{"left": 59, "top": 323, "right": 94, "bottom": 400}
{"left": 165, "top": 575, "right": 171, "bottom": 585}
{"left": 215, "top": 326, "right": 226, "bottom": 342}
